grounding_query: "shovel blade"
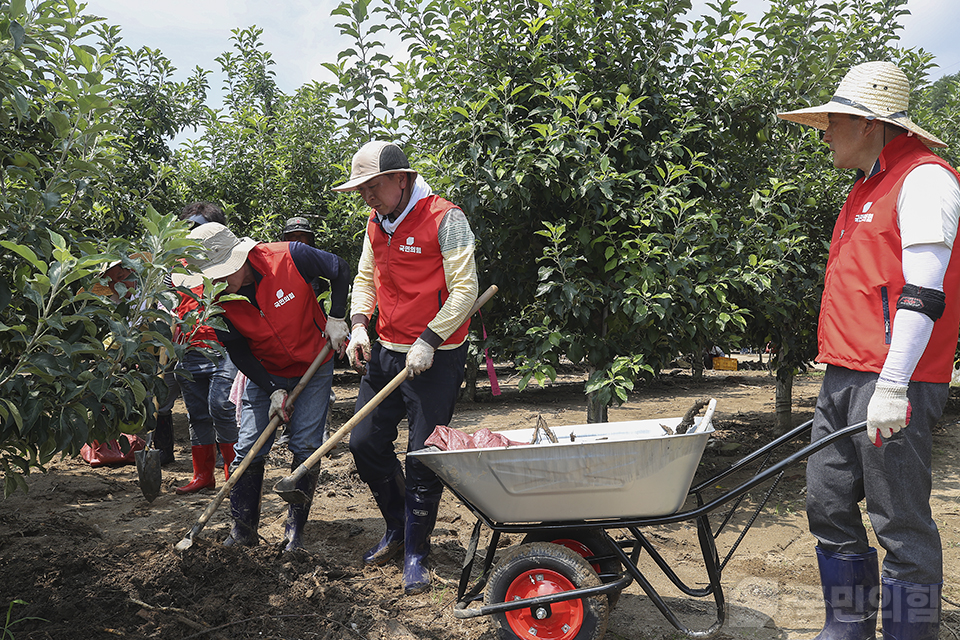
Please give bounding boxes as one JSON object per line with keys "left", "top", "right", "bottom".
{"left": 135, "top": 447, "right": 162, "bottom": 502}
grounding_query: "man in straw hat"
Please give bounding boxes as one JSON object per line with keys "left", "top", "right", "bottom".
{"left": 172, "top": 222, "right": 350, "bottom": 551}
{"left": 333, "top": 140, "right": 478, "bottom": 594}
{"left": 778, "top": 61, "right": 960, "bottom": 640}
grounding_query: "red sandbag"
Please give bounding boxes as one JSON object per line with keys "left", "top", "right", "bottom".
{"left": 81, "top": 434, "right": 145, "bottom": 467}
{"left": 472, "top": 428, "right": 522, "bottom": 449}
{"left": 424, "top": 425, "right": 521, "bottom": 451}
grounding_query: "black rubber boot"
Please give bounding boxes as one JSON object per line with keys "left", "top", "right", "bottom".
{"left": 283, "top": 458, "right": 319, "bottom": 552}
{"left": 363, "top": 469, "right": 406, "bottom": 566}
{"left": 812, "top": 546, "right": 879, "bottom": 640}
{"left": 402, "top": 490, "right": 439, "bottom": 595}
{"left": 223, "top": 460, "right": 264, "bottom": 547}
{"left": 880, "top": 577, "right": 941, "bottom": 640}
{"left": 153, "top": 413, "right": 175, "bottom": 466}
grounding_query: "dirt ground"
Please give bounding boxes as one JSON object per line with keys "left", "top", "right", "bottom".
{"left": 2, "top": 358, "right": 959, "bottom": 640}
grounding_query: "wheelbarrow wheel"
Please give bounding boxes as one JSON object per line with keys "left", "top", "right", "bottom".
{"left": 521, "top": 528, "right": 622, "bottom": 610}
{"left": 486, "top": 541, "right": 608, "bottom": 640}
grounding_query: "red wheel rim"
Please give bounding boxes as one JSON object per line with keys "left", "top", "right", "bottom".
{"left": 504, "top": 568, "right": 584, "bottom": 640}
{"left": 550, "top": 539, "right": 600, "bottom": 572}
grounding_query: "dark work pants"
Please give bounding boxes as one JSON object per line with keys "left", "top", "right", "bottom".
{"left": 806, "top": 365, "right": 947, "bottom": 584}
{"left": 348, "top": 342, "right": 467, "bottom": 499}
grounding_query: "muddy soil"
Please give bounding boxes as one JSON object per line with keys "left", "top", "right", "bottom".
{"left": 1, "top": 360, "right": 959, "bottom": 639}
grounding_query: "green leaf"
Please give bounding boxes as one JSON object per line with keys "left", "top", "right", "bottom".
{"left": 0, "top": 241, "right": 47, "bottom": 273}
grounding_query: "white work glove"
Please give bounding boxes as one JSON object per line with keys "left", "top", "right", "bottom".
{"left": 405, "top": 338, "right": 435, "bottom": 377}
{"left": 867, "top": 382, "right": 911, "bottom": 443}
{"left": 269, "top": 388, "right": 292, "bottom": 424}
{"left": 325, "top": 316, "right": 349, "bottom": 356}
{"left": 347, "top": 324, "right": 371, "bottom": 374}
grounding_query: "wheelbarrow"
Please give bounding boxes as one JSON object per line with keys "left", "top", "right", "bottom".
{"left": 409, "top": 401, "right": 867, "bottom": 640}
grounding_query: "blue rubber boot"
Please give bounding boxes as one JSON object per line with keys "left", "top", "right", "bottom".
{"left": 363, "top": 470, "right": 406, "bottom": 566}
{"left": 283, "top": 458, "right": 319, "bottom": 552}
{"left": 880, "top": 577, "right": 940, "bottom": 640}
{"left": 813, "top": 546, "right": 880, "bottom": 640}
{"left": 402, "top": 490, "right": 439, "bottom": 595}
{"left": 222, "top": 460, "right": 264, "bottom": 547}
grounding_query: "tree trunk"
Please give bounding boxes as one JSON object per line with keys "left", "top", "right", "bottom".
{"left": 461, "top": 354, "right": 478, "bottom": 402}
{"left": 774, "top": 366, "right": 793, "bottom": 436}
{"left": 586, "top": 365, "right": 608, "bottom": 424}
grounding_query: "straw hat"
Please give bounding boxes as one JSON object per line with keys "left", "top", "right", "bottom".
{"left": 777, "top": 61, "right": 945, "bottom": 148}
{"left": 171, "top": 223, "right": 258, "bottom": 288}
{"left": 331, "top": 141, "right": 418, "bottom": 192}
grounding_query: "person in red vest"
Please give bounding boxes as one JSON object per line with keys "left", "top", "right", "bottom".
{"left": 172, "top": 222, "right": 350, "bottom": 551}
{"left": 779, "top": 61, "right": 960, "bottom": 640}
{"left": 333, "top": 141, "right": 478, "bottom": 594}
{"left": 171, "top": 202, "right": 239, "bottom": 495}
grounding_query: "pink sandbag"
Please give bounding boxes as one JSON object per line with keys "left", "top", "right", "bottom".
{"left": 424, "top": 425, "right": 522, "bottom": 451}
{"left": 81, "top": 434, "right": 145, "bottom": 467}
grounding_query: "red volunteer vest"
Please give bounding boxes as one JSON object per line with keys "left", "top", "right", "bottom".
{"left": 175, "top": 284, "right": 220, "bottom": 349}
{"left": 368, "top": 195, "right": 470, "bottom": 347}
{"left": 818, "top": 135, "right": 960, "bottom": 383}
{"left": 218, "top": 243, "right": 331, "bottom": 377}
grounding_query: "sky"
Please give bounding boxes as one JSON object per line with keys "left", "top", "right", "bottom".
{"left": 80, "top": 0, "right": 960, "bottom": 131}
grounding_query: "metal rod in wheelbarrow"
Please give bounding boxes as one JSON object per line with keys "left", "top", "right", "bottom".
{"left": 274, "top": 284, "right": 499, "bottom": 504}
{"left": 175, "top": 343, "right": 332, "bottom": 551}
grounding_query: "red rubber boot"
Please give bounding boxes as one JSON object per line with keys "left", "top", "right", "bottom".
{"left": 176, "top": 444, "right": 216, "bottom": 494}
{"left": 219, "top": 442, "right": 236, "bottom": 480}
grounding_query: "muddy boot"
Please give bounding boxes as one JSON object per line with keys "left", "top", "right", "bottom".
{"left": 154, "top": 413, "right": 175, "bottom": 466}
{"left": 282, "top": 458, "right": 319, "bottom": 552}
{"left": 813, "top": 546, "right": 879, "bottom": 640}
{"left": 223, "top": 460, "right": 264, "bottom": 547}
{"left": 363, "top": 469, "right": 406, "bottom": 566}
{"left": 175, "top": 444, "right": 216, "bottom": 494}
{"left": 218, "top": 442, "right": 236, "bottom": 480}
{"left": 402, "top": 490, "right": 439, "bottom": 595}
{"left": 880, "top": 577, "right": 940, "bottom": 640}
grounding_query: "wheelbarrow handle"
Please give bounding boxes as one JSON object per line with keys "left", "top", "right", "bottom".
{"left": 274, "top": 284, "right": 499, "bottom": 503}
{"left": 175, "top": 343, "right": 332, "bottom": 551}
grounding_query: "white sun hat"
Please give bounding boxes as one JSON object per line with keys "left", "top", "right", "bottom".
{"left": 171, "top": 223, "right": 258, "bottom": 288}
{"left": 777, "top": 61, "right": 946, "bottom": 149}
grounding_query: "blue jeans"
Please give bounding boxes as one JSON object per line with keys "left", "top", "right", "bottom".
{"left": 807, "top": 365, "right": 947, "bottom": 584}
{"left": 233, "top": 358, "right": 334, "bottom": 468}
{"left": 175, "top": 350, "right": 239, "bottom": 446}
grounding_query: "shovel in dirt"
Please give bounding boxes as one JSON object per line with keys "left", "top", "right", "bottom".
{"left": 175, "top": 343, "right": 333, "bottom": 551}
{"left": 274, "top": 284, "right": 499, "bottom": 504}
{"left": 135, "top": 431, "right": 162, "bottom": 502}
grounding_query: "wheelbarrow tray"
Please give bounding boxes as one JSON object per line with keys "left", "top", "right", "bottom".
{"left": 409, "top": 415, "right": 714, "bottom": 523}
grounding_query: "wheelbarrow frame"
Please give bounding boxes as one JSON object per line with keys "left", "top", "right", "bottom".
{"left": 440, "top": 418, "right": 867, "bottom": 639}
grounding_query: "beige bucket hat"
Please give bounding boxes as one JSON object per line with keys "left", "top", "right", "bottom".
{"left": 778, "top": 60, "right": 946, "bottom": 148}
{"left": 332, "top": 140, "right": 418, "bottom": 192}
{"left": 171, "top": 223, "right": 258, "bottom": 288}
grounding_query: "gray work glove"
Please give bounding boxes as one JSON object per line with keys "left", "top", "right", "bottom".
{"left": 347, "top": 324, "right": 371, "bottom": 374}
{"left": 867, "top": 382, "right": 910, "bottom": 443}
{"left": 269, "top": 388, "right": 292, "bottom": 424}
{"left": 405, "top": 338, "right": 435, "bottom": 377}
{"left": 325, "top": 316, "right": 349, "bottom": 356}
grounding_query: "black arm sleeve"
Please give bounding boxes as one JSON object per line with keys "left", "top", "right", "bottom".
{"left": 215, "top": 320, "right": 278, "bottom": 394}
{"left": 288, "top": 242, "right": 351, "bottom": 318}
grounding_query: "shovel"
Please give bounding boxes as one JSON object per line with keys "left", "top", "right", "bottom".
{"left": 175, "top": 343, "right": 332, "bottom": 551}
{"left": 274, "top": 284, "right": 498, "bottom": 504}
{"left": 135, "top": 431, "right": 162, "bottom": 502}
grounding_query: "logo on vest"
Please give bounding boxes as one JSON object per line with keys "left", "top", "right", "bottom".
{"left": 274, "top": 288, "right": 296, "bottom": 308}
{"left": 854, "top": 213, "right": 874, "bottom": 223}
{"left": 398, "top": 236, "right": 422, "bottom": 254}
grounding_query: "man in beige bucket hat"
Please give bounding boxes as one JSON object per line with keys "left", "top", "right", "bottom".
{"left": 778, "top": 61, "right": 960, "bottom": 640}
{"left": 333, "top": 140, "right": 478, "bottom": 595}
{"left": 173, "top": 222, "right": 351, "bottom": 552}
